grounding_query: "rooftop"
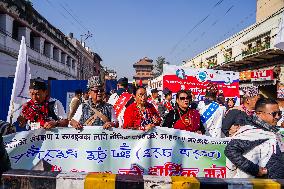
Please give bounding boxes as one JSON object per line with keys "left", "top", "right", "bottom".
{"left": 133, "top": 57, "right": 153, "bottom": 66}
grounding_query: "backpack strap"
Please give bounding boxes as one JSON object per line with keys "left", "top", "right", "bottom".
{"left": 84, "top": 114, "right": 98, "bottom": 125}
{"left": 90, "top": 107, "right": 110, "bottom": 123}
{"left": 83, "top": 104, "right": 110, "bottom": 125}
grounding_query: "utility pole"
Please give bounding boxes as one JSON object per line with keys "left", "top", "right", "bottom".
{"left": 80, "top": 31, "right": 93, "bottom": 43}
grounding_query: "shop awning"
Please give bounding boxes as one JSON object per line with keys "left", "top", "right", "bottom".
{"left": 215, "top": 49, "right": 284, "bottom": 71}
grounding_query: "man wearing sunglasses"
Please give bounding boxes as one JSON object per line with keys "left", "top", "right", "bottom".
{"left": 225, "top": 98, "right": 284, "bottom": 179}
{"left": 70, "top": 76, "right": 118, "bottom": 129}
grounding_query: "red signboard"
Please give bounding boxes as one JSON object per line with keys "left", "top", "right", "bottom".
{"left": 163, "top": 75, "right": 239, "bottom": 98}
{"left": 250, "top": 69, "right": 274, "bottom": 81}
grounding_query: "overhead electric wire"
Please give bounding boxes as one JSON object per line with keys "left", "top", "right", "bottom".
{"left": 59, "top": 2, "right": 89, "bottom": 32}
{"left": 60, "top": 1, "right": 102, "bottom": 56}
{"left": 44, "top": 0, "right": 83, "bottom": 33}
{"left": 174, "top": 0, "right": 277, "bottom": 65}
{"left": 44, "top": 0, "right": 102, "bottom": 55}
{"left": 186, "top": 0, "right": 283, "bottom": 69}
{"left": 183, "top": 5, "right": 234, "bottom": 52}
{"left": 169, "top": 0, "right": 226, "bottom": 55}
{"left": 171, "top": 3, "right": 235, "bottom": 63}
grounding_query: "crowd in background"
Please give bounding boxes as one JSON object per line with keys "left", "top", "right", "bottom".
{"left": 1, "top": 75, "right": 284, "bottom": 179}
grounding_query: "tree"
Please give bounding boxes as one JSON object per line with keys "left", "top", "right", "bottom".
{"left": 153, "top": 56, "right": 170, "bottom": 78}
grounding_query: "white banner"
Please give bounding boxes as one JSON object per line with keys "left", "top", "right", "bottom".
{"left": 3, "top": 127, "right": 229, "bottom": 177}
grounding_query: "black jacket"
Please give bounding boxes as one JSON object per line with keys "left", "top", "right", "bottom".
{"left": 0, "top": 120, "right": 11, "bottom": 176}
{"left": 162, "top": 107, "right": 205, "bottom": 134}
{"left": 0, "top": 134, "right": 11, "bottom": 175}
{"left": 225, "top": 116, "right": 284, "bottom": 179}
{"left": 222, "top": 109, "right": 249, "bottom": 137}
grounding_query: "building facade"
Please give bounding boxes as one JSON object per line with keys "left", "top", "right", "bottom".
{"left": 104, "top": 67, "right": 117, "bottom": 80}
{"left": 256, "top": 0, "right": 284, "bottom": 23}
{"left": 0, "top": 0, "right": 77, "bottom": 80}
{"left": 68, "top": 34, "right": 102, "bottom": 80}
{"left": 183, "top": 2, "right": 284, "bottom": 98}
{"left": 133, "top": 57, "right": 154, "bottom": 85}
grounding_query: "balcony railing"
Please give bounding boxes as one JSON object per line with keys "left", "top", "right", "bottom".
{"left": 207, "top": 60, "right": 217, "bottom": 69}
{"left": 242, "top": 42, "right": 270, "bottom": 57}
{"left": 0, "top": 33, "right": 77, "bottom": 78}
{"left": 224, "top": 54, "right": 232, "bottom": 63}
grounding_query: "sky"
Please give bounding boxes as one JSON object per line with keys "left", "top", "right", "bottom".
{"left": 31, "top": 0, "right": 257, "bottom": 80}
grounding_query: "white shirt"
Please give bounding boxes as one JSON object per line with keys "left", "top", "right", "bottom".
{"left": 108, "top": 93, "right": 119, "bottom": 106}
{"left": 197, "top": 101, "right": 225, "bottom": 138}
{"left": 50, "top": 98, "right": 67, "bottom": 120}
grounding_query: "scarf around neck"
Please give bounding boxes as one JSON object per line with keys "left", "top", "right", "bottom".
{"left": 22, "top": 98, "right": 50, "bottom": 126}
{"left": 249, "top": 115, "right": 283, "bottom": 137}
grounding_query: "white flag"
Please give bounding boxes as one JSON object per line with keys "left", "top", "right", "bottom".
{"left": 6, "top": 36, "right": 31, "bottom": 124}
{"left": 275, "top": 12, "right": 284, "bottom": 50}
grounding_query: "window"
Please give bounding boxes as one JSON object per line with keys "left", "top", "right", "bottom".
{"left": 256, "top": 40, "right": 261, "bottom": 47}
{"left": 248, "top": 43, "right": 252, "bottom": 49}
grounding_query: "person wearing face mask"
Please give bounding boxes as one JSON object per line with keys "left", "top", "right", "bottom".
{"left": 162, "top": 90, "right": 204, "bottom": 134}
{"left": 225, "top": 98, "right": 284, "bottom": 179}
{"left": 107, "top": 77, "right": 132, "bottom": 127}
{"left": 197, "top": 82, "right": 226, "bottom": 138}
{"left": 70, "top": 76, "right": 118, "bottom": 129}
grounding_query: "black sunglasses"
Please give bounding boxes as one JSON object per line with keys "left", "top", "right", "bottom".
{"left": 179, "top": 96, "right": 190, "bottom": 101}
{"left": 259, "top": 111, "right": 282, "bottom": 118}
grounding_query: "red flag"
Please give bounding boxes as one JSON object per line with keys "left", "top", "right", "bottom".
{"left": 139, "top": 79, "right": 143, "bottom": 86}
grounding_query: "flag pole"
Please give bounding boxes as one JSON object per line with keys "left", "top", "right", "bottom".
{"left": 6, "top": 36, "right": 31, "bottom": 125}
{"left": 10, "top": 101, "right": 14, "bottom": 125}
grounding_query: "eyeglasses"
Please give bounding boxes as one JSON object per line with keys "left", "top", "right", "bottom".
{"left": 179, "top": 96, "right": 190, "bottom": 101}
{"left": 259, "top": 111, "right": 282, "bottom": 118}
{"left": 91, "top": 89, "right": 104, "bottom": 93}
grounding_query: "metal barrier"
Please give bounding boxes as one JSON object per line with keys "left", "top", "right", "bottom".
{"left": 1, "top": 170, "right": 284, "bottom": 189}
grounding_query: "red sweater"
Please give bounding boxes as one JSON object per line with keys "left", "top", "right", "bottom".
{"left": 123, "top": 102, "right": 161, "bottom": 130}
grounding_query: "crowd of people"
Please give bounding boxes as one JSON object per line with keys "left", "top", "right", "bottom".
{"left": 1, "top": 75, "right": 284, "bottom": 179}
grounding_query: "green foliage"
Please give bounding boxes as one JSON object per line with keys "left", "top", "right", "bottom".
{"left": 153, "top": 56, "right": 170, "bottom": 78}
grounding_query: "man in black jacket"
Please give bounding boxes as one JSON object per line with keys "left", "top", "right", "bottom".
{"left": 225, "top": 98, "right": 284, "bottom": 178}
{"left": 0, "top": 120, "right": 11, "bottom": 177}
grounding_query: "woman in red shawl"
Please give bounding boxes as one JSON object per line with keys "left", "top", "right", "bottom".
{"left": 162, "top": 90, "right": 204, "bottom": 133}
{"left": 123, "top": 87, "right": 161, "bottom": 131}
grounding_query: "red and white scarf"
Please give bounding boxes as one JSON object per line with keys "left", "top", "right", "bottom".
{"left": 22, "top": 98, "right": 50, "bottom": 126}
